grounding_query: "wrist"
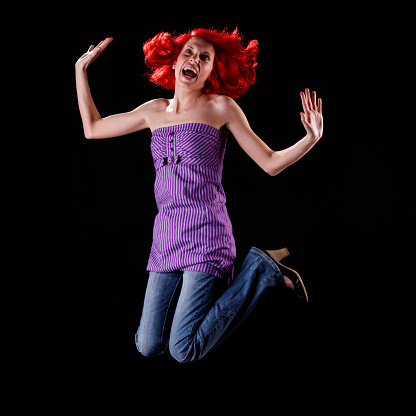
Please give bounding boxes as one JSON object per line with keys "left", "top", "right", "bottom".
{"left": 305, "top": 133, "right": 320, "bottom": 145}
{"left": 75, "top": 64, "right": 88, "bottom": 75}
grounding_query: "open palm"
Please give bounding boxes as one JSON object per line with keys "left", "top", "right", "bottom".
{"left": 300, "top": 88, "right": 323, "bottom": 141}
{"left": 75, "top": 37, "right": 113, "bottom": 70}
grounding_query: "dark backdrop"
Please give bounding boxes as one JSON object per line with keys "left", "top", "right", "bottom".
{"left": 55, "top": 5, "right": 412, "bottom": 406}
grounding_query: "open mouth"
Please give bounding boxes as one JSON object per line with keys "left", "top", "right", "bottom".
{"left": 182, "top": 66, "right": 198, "bottom": 79}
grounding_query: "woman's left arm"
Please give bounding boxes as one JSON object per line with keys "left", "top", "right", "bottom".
{"left": 225, "top": 88, "right": 323, "bottom": 176}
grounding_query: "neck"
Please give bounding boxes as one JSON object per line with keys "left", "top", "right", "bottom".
{"left": 169, "top": 86, "right": 203, "bottom": 113}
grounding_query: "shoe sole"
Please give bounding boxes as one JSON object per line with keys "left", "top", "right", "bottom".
{"left": 276, "top": 261, "right": 309, "bottom": 303}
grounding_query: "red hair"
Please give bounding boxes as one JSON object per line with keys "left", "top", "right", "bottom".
{"left": 143, "top": 28, "right": 259, "bottom": 99}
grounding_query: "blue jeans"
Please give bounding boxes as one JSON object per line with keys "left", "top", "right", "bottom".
{"left": 135, "top": 247, "right": 285, "bottom": 362}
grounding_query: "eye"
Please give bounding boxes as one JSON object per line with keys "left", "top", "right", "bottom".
{"left": 185, "top": 49, "right": 193, "bottom": 55}
{"left": 200, "top": 54, "right": 210, "bottom": 61}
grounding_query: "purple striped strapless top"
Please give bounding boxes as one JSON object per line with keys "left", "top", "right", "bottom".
{"left": 146, "top": 123, "right": 236, "bottom": 281}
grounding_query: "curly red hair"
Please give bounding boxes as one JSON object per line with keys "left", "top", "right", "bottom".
{"left": 143, "top": 28, "right": 259, "bottom": 99}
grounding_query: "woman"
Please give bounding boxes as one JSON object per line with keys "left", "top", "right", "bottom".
{"left": 75, "top": 28, "right": 323, "bottom": 362}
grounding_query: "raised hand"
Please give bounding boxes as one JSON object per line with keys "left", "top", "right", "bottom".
{"left": 75, "top": 37, "right": 113, "bottom": 71}
{"left": 300, "top": 88, "right": 323, "bottom": 141}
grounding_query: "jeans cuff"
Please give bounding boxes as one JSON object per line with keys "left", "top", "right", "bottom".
{"left": 249, "top": 246, "right": 285, "bottom": 286}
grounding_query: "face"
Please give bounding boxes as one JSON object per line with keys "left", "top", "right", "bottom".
{"left": 173, "top": 36, "right": 215, "bottom": 90}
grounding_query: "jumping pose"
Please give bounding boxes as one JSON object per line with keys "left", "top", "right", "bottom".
{"left": 75, "top": 28, "right": 323, "bottom": 362}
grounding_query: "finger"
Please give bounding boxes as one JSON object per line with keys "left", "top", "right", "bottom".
{"left": 300, "top": 112, "right": 311, "bottom": 131}
{"left": 318, "top": 97, "right": 322, "bottom": 114}
{"left": 312, "top": 90, "right": 317, "bottom": 110}
{"left": 306, "top": 88, "right": 312, "bottom": 109}
{"left": 100, "top": 37, "right": 113, "bottom": 50}
{"left": 96, "top": 38, "right": 107, "bottom": 48}
{"left": 300, "top": 112, "right": 306, "bottom": 123}
{"left": 96, "top": 37, "right": 113, "bottom": 50}
{"left": 300, "top": 91, "right": 308, "bottom": 113}
{"left": 80, "top": 48, "right": 93, "bottom": 59}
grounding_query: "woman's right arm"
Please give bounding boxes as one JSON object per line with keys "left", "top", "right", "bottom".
{"left": 75, "top": 38, "right": 150, "bottom": 139}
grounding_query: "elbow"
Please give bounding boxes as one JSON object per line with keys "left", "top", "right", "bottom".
{"left": 263, "top": 159, "right": 283, "bottom": 176}
{"left": 84, "top": 128, "right": 96, "bottom": 139}
{"left": 261, "top": 152, "right": 277, "bottom": 176}
{"left": 83, "top": 121, "right": 99, "bottom": 139}
{"left": 263, "top": 152, "right": 285, "bottom": 176}
{"left": 84, "top": 124, "right": 107, "bottom": 139}
{"left": 83, "top": 125, "right": 92, "bottom": 139}
{"left": 265, "top": 167, "right": 282, "bottom": 176}
{"left": 263, "top": 165, "right": 275, "bottom": 176}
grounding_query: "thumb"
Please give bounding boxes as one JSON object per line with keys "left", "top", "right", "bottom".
{"left": 300, "top": 112, "right": 308, "bottom": 125}
{"left": 300, "top": 112, "right": 312, "bottom": 131}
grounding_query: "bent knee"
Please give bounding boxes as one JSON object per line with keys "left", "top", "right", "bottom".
{"left": 135, "top": 330, "right": 165, "bottom": 358}
{"left": 169, "top": 345, "right": 191, "bottom": 363}
{"left": 169, "top": 339, "right": 201, "bottom": 363}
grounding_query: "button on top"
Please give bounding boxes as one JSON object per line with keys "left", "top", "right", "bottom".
{"left": 169, "top": 132, "right": 175, "bottom": 136}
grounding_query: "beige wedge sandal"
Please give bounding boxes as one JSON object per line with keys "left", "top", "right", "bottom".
{"left": 265, "top": 248, "right": 308, "bottom": 302}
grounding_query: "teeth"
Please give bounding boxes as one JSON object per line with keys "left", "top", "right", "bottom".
{"left": 183, "top": 67, "right": 197, "bottom": 75}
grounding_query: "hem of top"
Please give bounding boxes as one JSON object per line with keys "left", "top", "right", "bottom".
{"left": 151, "top": 122, "right": 221, "bottom": 135}
{"left": 181, "top": 264, "right": 230, "bottom": 281}
{"left": 147, "top": 263, "right": 231, "bottom": 281}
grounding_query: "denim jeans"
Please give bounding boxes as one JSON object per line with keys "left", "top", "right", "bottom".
{"left": 135, "top": 247, "right": 285, "bottom": 362}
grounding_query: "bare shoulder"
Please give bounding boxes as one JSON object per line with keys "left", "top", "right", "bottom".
{"left": 210, "top": 94, "right": 246, "bottom": 126}
{"left": 135, "top": 98, "right": 169, "bottom": 113}
{"left": 205, "top": 94, "right": 242, "bottom": 125}
{"left": 133, "top": 98, "right": 169, "bottom": 129}
{"left": 212, "top": 95, "right": 243, "bottom": 115}
{"left": 207, "top": 94, "right": 235, "bottom": 109}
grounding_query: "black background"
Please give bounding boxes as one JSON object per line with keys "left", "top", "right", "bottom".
{"left": 55, "top": 4, "right": 412, "bottom": 407}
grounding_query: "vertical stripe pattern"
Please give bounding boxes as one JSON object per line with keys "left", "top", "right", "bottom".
{"left": 147, "top": 123, "right": 236, "bottom": 280}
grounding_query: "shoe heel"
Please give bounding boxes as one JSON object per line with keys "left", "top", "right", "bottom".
{"left": 265, "top": 247, "right": 290, "bottom": 263}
